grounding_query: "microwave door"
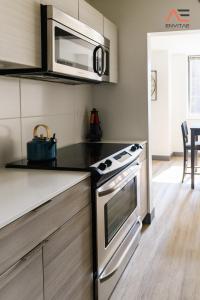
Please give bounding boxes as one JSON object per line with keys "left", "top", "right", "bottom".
{"left": 48, "top": 20, "right": 104, "bottom": 82}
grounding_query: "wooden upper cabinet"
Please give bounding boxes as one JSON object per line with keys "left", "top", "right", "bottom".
{"left": 40, "top": 0, "right": 79, "bottom": 18}
{"left": 0, "top": 0, "right": 79, "bottom": 69}
{"left": 0, "top": 0, "right": 41, "bottom": 68}
{"left": 79, "top": 0, "right": 103, "bottom": 35}
{"left": 104, "top": 17, "right": 118, "bottom": 83}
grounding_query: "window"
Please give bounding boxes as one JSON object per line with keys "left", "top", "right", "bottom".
{"left": 189, "top": 56, "right": 200, "bottom": 117}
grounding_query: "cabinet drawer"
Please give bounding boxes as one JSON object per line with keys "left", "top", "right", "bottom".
{"left": 0, "top": 246, "right": 43, "bottom": 300}
{"left": 43, "top": 205, "right": 93, "bottom": 300}
{"left": 0, "top": 178, "right": 90, "bottom": 275}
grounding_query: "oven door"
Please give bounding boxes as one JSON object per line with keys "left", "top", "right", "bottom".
{"left": 47, "top": 18, "right": 110, "bottom": 82}
{"left": 96, "top": 162, "right": 141, "bottom": 276}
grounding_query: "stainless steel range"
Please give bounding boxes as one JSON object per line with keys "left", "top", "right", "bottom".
{"left": 6, "top": 142, "right": 143, "bottom": 299}
{"left": 90, "top": 144, "right": 143, "bottom": 300}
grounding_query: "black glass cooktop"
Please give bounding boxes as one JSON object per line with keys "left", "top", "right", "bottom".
{"left": 6, "top": 143, "right": 131, "bottom": 171}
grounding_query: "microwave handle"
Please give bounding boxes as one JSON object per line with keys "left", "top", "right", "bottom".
{"left": 103, "top": 49, "right": 107, "bottom": 74}
{"left": 101, "top": 47, "right": 105, "bottom": 76}
{"left": 93, "top": 45, "right": 104, "bottom": 77}
{"left": 93, "top": 46, "right": 99, "bottom": 74}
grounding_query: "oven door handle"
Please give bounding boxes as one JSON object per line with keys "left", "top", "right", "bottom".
{"left": 99, "top": 217, "right": 142, "bottom": 282}
{"left": 98, "top": 164, "right": 140, "bottom": 197}
{"left": 98, "top": 185, "right": 123, "bottom": 197}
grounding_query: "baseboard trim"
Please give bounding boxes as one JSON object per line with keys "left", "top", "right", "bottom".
{"left": 143, "top": 208, "right": 155, "bottom": 225}
{"left": 172, "top": 152, "right": 200, "bottom": 157}
{"left": 173, "top": 152, "right": 183, "bottom": 157}
{"left": 152, "top": 155, "right": 171, "bottom": 161}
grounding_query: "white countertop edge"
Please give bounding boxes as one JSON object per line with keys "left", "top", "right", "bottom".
{"left": 0, "top": 170, "right": 90, "bottom": 230}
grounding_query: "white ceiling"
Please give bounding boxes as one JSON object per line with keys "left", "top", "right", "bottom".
{"left": 150, "top": 31, "right": 200, "bottom": 55}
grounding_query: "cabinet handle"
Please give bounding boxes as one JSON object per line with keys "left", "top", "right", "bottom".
{"left": 32, "top": 199, "right": 52, "bottom": 213}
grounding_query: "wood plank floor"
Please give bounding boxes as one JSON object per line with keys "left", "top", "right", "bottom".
{"left": 110, "top": 157, "right": 200, "bottom": 300}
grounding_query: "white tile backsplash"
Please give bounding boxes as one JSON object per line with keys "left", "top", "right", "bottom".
{"left": 0, "top": 78, "right": 92, "bottom": 165}
{"left": 20, "top": 79, "right": 75, "bottom": 117}
{"left": 0, "top": 118, "right": 22, "bottom": 166}
{"left": 0, "top": 77, "right": 20, "bottom": 119}
{"left": 75, "top": 85, "right": 93, "bottom": 113}
{"left": 75, "top": 110, "right": 90, "bottom": 143}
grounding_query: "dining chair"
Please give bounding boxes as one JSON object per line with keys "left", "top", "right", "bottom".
{"left": 181, "top": 121, "right": 200, "bottom": 182}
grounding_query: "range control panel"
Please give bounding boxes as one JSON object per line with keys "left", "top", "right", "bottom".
{"left": 91, "top": 143, "right": 143, "bottom": 174}
{"left": 114, "top": 151, "right": 132, "bottom": 163}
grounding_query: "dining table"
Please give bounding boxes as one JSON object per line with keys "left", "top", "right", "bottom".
{"left": 190, "top": 126, "right": 200, "bottom": 189}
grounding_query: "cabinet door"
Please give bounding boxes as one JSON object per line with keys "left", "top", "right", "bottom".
{"left": 43, "top": 205, "right": 93, "bottom": 300}
{"left": 40, "top": 0, "right": 78, "bottom": 18}
{"left": 0, "top": 246, "right": 43, "bottom": 300}
{"left": 0, "top": 0, "right": 41, "bottom": 68}
{"left": 79, "top": 0, "right": 103, "bottom": 34}
{"left": 104, "top": 17, "right": 118, "bottom": 83}
{"left": 0, "top": 178, "right": 90, "bottom": 276}
{"left": 140, "top": 159, "right": 148, "bottom": 220}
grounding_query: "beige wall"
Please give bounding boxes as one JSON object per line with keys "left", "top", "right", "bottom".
{"left": 91, "top": 0, "right": 200, "bottom": 212}
{"left": 92, "top": 0, "right": 200, "bottom": 140}
{"left": 0, "top": 77, "right": 92, "bottom": 166}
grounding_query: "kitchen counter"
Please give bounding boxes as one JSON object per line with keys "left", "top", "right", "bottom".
{"left": 1, "top": 140, "right": 147, "bottom": 230}
{"left": 0, "top": 168, "right": 90, "bottom": 230}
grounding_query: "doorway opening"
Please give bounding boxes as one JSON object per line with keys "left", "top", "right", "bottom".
{"left": 147, "top": 30, "right": 200, "bottom": 199}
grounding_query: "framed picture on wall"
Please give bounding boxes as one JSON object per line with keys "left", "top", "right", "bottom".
{"left": 151, "top": 70, "right": 157, "bottom": 101}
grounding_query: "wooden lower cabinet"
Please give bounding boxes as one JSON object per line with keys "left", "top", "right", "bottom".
{"left": 43, "top": 205, "right": 93, "bottom": 300}
{"left": 0, "top": 178, "right": 90, "bottom": 276}
{"left": 0, "top": 178, "right": 92, "bottom": 300}
{"left": 0, "top": 246, "right": 43, "bottom": 300}
{"left": 140, "top": 159, "right": 148, "bottom": 220}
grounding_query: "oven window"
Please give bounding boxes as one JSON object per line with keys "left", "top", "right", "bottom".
{"left": 104, "top": 178, "right": 137, "bottom": 247}
{"left": 54, "top": 27, "right": 98, "bottom": 72}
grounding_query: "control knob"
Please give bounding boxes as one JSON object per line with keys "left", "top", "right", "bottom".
{"left": 135, "top": 143, "right": 143, "bottom": 149}
{"left": 130, "top": 145, "right": 137, "bottom": 152}
{"left": 98, "top": 163, "right": 107, "bottom": 171}
{"left": 105, "top": 159, "right": 112, "bottom": 167}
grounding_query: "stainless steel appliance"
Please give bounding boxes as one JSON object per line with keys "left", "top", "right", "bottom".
{"left": 0, "top": 5, "right": 110, "bottom": 84}
{"left": 91, "top": 144, "right": 142, "bottom": 300}
{"left": 6, "top": 142, "right": 143, "bottom": 299}
{"left": 96, "top": 163, "right": 142, "bottom": 300}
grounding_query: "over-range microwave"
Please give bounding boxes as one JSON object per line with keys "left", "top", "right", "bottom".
{"left": 0, "top": 5, "right": 110, "bottom": 85}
